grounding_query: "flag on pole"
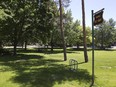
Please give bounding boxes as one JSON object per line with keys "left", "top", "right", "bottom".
{"left": 94, "top": 10, "right": 104, "bottom": 26}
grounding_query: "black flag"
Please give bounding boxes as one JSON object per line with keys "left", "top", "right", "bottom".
{"left": 94, "top": 11, "right": 104, "bottom": 26}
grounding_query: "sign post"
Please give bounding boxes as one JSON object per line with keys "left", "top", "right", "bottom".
{"left": 91, "top": 10, "right": 94, "bottom": 86}
{"left": 91, "top": 8, "right": 104, "bottom": 86}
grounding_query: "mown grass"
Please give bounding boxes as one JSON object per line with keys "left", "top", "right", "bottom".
{"left": 0, "top": 48, "right": 116, "bottom": 87}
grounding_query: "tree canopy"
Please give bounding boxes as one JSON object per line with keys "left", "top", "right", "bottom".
{"left": 0, "top": 0, "right": 116, "bottom": 56}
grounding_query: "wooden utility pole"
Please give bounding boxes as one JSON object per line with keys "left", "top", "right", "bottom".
{"left": 59, "top": 0, "right": 67, "bottom": 61}
{"left": 81, "top": 0, "right": 88, "bottom": 62}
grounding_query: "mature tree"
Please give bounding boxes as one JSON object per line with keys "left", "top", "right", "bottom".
{"left": 86, "top": 26, "right": 92, "bottom": 46}
{"left": 63, "top": 10, "right": 73, "bottom": 45}
{"left": 108, "top": 18, "right": 116, "bottom": 45}
{"left": 95, "top": 18, "right": 116, "bottom": 49}
{"left": 0, "top": 9, "right": 7, "bottom": 48}
{"left": 0, "top": 0, "right": 57, "bottom": 53}
{"left": 59, "top": 0, "right": 67, "bottom": 61}
{"left": 47, "top": 1, "right": 59, "bottom": 52}
{"left": 0, "top": 0, "right": 35, "bottom": 54}
{"left": 66, "top": 20, "right": 91, "bottom": 48}
{"left": 65, "top": 19, "right": 82, "bottom": 48}
{"left": 81, "top": 0, "right": 88, "bottom": 62}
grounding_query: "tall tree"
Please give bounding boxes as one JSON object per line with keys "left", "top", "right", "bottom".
{"left": 59, "top": 0, "right": 67, "bottom": 61}
{"left": 81, "top": 0, "right": 88, "bottom": 62}
{"left": 0, "top": 0, "right": 57, "bottom": 53}
{"left": 95, "top": 18, "right": 116, "bottom": 49}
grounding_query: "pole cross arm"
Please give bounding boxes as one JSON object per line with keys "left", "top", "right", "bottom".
{"left": 94, "top": 8, "right": 105, "bottom": 15}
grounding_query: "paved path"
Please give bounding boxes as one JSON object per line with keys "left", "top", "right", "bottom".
{"left": 3, "top": 45, "right": 116, "bottom": 49}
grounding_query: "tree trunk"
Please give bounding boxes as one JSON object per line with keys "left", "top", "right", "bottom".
{"left": 22, "top": 42, "right": 24, "bottom": 49}
{"left": 0, "top": 41, "right": 2, "bottom": 49}
{"left": 24, "top": 40, "right": 27, "bottom": 51}
{"left": 59, "top": 0, "right": 67, "bottom": 61}
{"left": 100, "top": 30, "right": 104, "bottom": 49}
{"left": 77, "top": 43, "right": 79, "bottom": 49}
{"left": 13, "top": 27, "right": 18, "bottom": 55}
{"left": 13, "top": 37, "right": 17, "bottom": 55}
{"left": 81, "top": 0, "right": 88, "bottom": 62}
{"left": 51, "top": 38, "right": 53, "bottom": 52}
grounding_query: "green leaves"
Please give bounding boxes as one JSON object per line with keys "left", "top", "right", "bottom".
{"left": 95, "top": 18, "right": 116, "bottom": 49}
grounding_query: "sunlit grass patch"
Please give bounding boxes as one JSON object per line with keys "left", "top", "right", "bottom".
{"left": 0, "top": 48, "right": 116, "bottom": 87}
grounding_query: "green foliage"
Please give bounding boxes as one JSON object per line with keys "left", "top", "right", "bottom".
{"left": 2, "top": 0, "right": 115, "bottom": 52}
{"left": 95, "top": 18, "right": 116, "bottom": 49}
{"left": 86, "top": 27, "right": 92, "bottom": 45}
{"left": 0, "top": 0, "right": 58, "bottom": 52}
{"left": 51, "top": 9, "right": 92, "bottom": 48}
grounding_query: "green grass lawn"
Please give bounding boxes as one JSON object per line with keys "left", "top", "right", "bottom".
{"left": 0, "top": 48, "right": 116, "bottom": 87}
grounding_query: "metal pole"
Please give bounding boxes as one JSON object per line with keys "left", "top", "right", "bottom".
{"left": 91, "top": 10, "right": 94, "bottom": 86}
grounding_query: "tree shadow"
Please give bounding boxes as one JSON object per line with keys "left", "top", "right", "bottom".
{"left": 4, "top": 48, "right": 77, "bottom": 54}
{"left": 10, "top": 65, "right": 92, "bottom": 87}
{"left": 68, "top": 48, "right": 92, "bottom": 51}
{"left": 37, "top": 48, "right": 75, "bottom": 54}
{"left": 78, "top": 62, "right": 86, "bottom": 65}
{"left": 17, "top": 49, "right": 39, "bottom": 53}
{"left": 95, "top": 49, "right": 116, "bottom": 51}
{"left": 0, "top": 54, "right": 44, "bottom": 62}
{"left": 0, "top": 54, "right": 92, "bottom": 87}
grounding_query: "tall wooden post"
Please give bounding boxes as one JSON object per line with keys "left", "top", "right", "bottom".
{"left": 81, "top": 0, "right": 88, "bottom": 62}
{"left": 59, "top": 0, "right": 67, "bottom": 61}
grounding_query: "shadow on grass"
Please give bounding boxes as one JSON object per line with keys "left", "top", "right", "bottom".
{"left": 0, "top": 54, "right": 92, "bottom": 87}
{"left": 11, "top": 66, "right": 92, "bottom": 87}
{"left": 68, "top": 48, "right": 92, "bottom": 51}
{"left": 78, "top": 62, "right": 86, "bottom": 65}
{"left": 37, "top": 48, "right": 76, "bottom": 54}
{"left": 0, "top": 54, "right": 43, "bottom": 62}
{"left": 17, "top": 49, "right": 39, "bottom": 53}
{"left": 4, "top": 48, "right": 90, "bottom": 55}
{"left": 95, "top": 48, "right": 116, "bottom": 51}
{"left": 6, "top": 48, "right": 76, "bottom": 54}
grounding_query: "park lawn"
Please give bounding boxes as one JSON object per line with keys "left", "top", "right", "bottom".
{"left": 0, "top": 48, "right": 116, "bottom": 87}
